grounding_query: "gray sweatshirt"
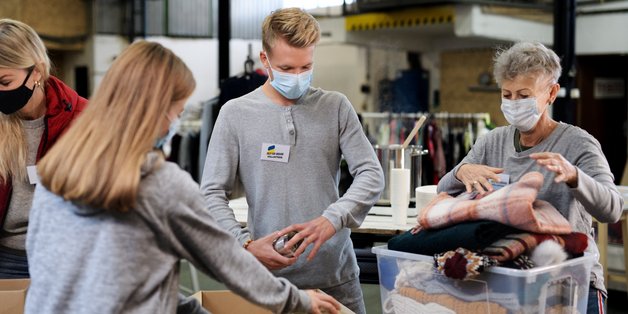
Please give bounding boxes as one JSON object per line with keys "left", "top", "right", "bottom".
{"left": 25, "top": 152, "right": 310, "bottom": 314}
{"left": 437, "top": 123, "right": 623, "bottom": 293}
{"left": 1, "top": 116, "right": 44, "bottom": 251}
{"left": 200, "top": 87, "right": 384, "bottom": 289}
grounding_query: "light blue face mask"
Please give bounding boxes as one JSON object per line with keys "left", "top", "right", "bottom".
{"left": 267, "top": 58, "right": 313, "bottom": 100}
{"left": 155, "top": 116, "right": 180, "bottom": 149}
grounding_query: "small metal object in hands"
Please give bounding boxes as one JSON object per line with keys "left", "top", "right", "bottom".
{"left": 272, "top": 231, "right": 303, "bottom": 257}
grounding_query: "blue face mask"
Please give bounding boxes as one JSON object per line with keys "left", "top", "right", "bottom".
{"left": 155, "top": 117, "right": 180, "bottom": 149}
{"left": 266, "top": 58, "right": 313, "bottom": 100}
{"left": 500, "top": 97, "right": 541, "bottom": 132}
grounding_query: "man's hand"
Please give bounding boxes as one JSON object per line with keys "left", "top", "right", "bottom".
{"left": 245, "top": 232, "right": 298, "bottom": 270}
{"left": 280, "top": 216, "right": 336, "bottom": 261}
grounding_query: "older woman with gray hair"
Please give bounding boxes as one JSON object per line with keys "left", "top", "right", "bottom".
{"left": 437, "top": 42, "right": 623, "bottom": 313}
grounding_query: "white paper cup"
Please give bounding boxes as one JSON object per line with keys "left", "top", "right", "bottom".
{"left": 415, "top": 185, "right": 438, "bottom": 216}
{"left": 390, "top": 168, "right": 410, "bottom": 225}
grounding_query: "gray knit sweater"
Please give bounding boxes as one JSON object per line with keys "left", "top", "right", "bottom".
{"left": 201, "top": 87, "right": 384, "bottom": 289}
{"left": 438, "top": 123, "right": 623, "bottom": 293}
{"left": 25, "top": 152, "right": 310, "bottom": 314}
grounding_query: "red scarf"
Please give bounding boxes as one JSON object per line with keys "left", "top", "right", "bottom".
{"left": 0, "top": 76, "right": 87, "bottom": 226}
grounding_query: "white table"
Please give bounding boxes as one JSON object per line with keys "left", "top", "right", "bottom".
{"left": 228, "top": 198, "right": 416, "bottom": 236}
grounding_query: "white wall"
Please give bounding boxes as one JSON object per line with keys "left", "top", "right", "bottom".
{"left": 55, "top": 35, "right": 128, "bottom": 97}
{"left": 92, "top": 35, "right": 129, "bottom": 92}
{"left": 57, "top": 37, "right": 93, "bottom": 93}
{"left": 57, "top": 35, "right": 424, "bottom": 114}
{"left": 576, "top": 12, "right": 628, "bottom": 55}
{"left": 147, "top": 37, "right": 369, "bottom": 111}
{"left": 146, "top": 36, "right": 219, "bottom": 105}
{"left": 313, "top": 43, "right": 368, "bottom": 111}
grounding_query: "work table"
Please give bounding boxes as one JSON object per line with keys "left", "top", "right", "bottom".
{"left": 228, "top": 197, "right": 416, "bottom": 236}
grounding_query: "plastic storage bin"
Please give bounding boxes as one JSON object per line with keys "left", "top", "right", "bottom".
{"left": 373, "top": 245, "right": 595, "bottom": 314}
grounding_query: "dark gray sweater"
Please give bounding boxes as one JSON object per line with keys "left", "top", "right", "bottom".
{"left": 25, "top": 152, "right": 310, "bottom": 314}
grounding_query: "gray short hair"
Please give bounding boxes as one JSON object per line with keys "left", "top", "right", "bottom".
{"left": 493, "top": 42, "right": 561, "bottom": 86}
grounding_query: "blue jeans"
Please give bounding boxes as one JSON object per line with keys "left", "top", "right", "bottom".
{"left": 0, "top": 247, "right": 29, "bottom": 279}
{"left": 587, "top": 287, "right": 606, "bottom": 314}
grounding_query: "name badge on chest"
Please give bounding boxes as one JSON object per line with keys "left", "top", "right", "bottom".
{"left": 260, "top": 143, "right": 290, "bottom": 163}
{"left": 27, "top": 165, "right": 40, "bottom": 185}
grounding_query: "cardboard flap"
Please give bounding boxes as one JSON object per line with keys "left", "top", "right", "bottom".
{"left": 194, "top": 290, "right": 272, "bottom": 314}
{"left": 0, "top": 279, "right": 29, "bottom": 314}
{"left": 192, "top": 289, "right": 354, "bottom": 314}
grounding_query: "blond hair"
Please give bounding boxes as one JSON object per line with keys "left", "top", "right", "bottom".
{"left": 38, "top": 41, "right": 195, "bottom": 212}
{"left": 493, "top": 42, "right": 562, "bottom": 87}
{"left": 0, "top": 19, "right": 52, "bottom": 183}
{"left": 262, "top": 7, "right": 320, "bottom": 54}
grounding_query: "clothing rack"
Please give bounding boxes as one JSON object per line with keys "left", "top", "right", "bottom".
{"left": 360, "top": 111, "right": 490, "bottom": 123}
{"left": 360, "top": 111, "right": 491, "bottom": 146}
{"left": 359, "top": 111, "right": 493, "bottom": 185}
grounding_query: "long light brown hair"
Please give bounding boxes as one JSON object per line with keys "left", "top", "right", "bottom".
{"left": 38, "top": 41, "right": 195, "bottom": 212}
{"left": 0, "top": 19, "right": 51, "bottom": 183}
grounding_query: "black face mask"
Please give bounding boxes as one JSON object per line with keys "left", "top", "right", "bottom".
{"left": 0, "top": 66, "right": 36, "bottom": 115}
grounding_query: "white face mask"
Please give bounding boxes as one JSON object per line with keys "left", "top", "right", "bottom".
{"left": 500, "top": 97, "right": 543, "bottom": 132}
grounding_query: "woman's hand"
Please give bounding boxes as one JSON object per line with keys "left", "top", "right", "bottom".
{"left": 306, "top": 290, "right": 340, "bottom": 314}
{"left": 245, "top": 232, "right": 298, "bottom": 270}
{"left": 455, "top": 164, "right": 504, "bottom": 194}
{"left": 530, "top": 152, "right": 578, "bottom": 187}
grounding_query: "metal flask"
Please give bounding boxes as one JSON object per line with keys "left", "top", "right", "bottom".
{"left": 374, "top": 144, "right": 428, "bottom": 205}
{"left": 272, "top": 231, "right": 303, "bottom": 257}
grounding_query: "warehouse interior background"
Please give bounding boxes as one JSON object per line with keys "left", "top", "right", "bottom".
{"left": 2, "top": 0, "right": 628, "bottom": 313}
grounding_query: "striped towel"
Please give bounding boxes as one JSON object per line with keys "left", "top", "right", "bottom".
{"left": 418, "top": 172, "right": 572, "bottom": 234}
{"left": 482, "top": 232, "right": 588, "bottom": 262}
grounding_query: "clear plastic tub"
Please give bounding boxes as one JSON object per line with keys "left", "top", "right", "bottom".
{"left": 372, "top": 245, "right": 595, "bottom": 314}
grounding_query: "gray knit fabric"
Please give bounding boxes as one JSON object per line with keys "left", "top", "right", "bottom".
{"left": 25, "top": 152, "right": 310, "bottom": 314}
{"left": 201, "top": 86, "right": 384, "bottom": 289}
{"left": 1, "top": 115, "right": 44, "bottom": 251}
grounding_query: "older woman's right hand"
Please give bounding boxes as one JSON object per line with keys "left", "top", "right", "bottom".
{"left": 455, "top": 163, "right": 504, "bottom": 194}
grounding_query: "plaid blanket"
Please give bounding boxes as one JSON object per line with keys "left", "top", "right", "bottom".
{"left": 482, "top": 232, "right": 588, "bottom": 262}
{"left": 418, "top": 172, "right": 572, "bottom": 234}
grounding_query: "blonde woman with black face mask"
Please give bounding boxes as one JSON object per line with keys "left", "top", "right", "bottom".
{"left": 0, "top": 19, "right": 87, "bottom": 279}
{"left": 25, "top": 40, "right": 339, "bottom": 314}
{"left": 438, "top": 42, "right": 623, "bottom": 314}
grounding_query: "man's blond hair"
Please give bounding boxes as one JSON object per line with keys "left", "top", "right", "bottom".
{"left": 262, "top": 8, "right": 320, "bottom": 54}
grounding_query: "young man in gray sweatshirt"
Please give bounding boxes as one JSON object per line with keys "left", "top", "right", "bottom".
{"left": 200, "top": 8, "right": 384, "bottom": 314}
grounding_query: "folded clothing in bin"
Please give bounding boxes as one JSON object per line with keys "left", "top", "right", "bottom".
{"left": 374, "top": 246, "right": 594, "bottom": 314}
{"left": 388, "top": 220, "right": 519, "bottom": 256}
{"left": 483, "top": 232, "right": 588, "bottom": 262}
